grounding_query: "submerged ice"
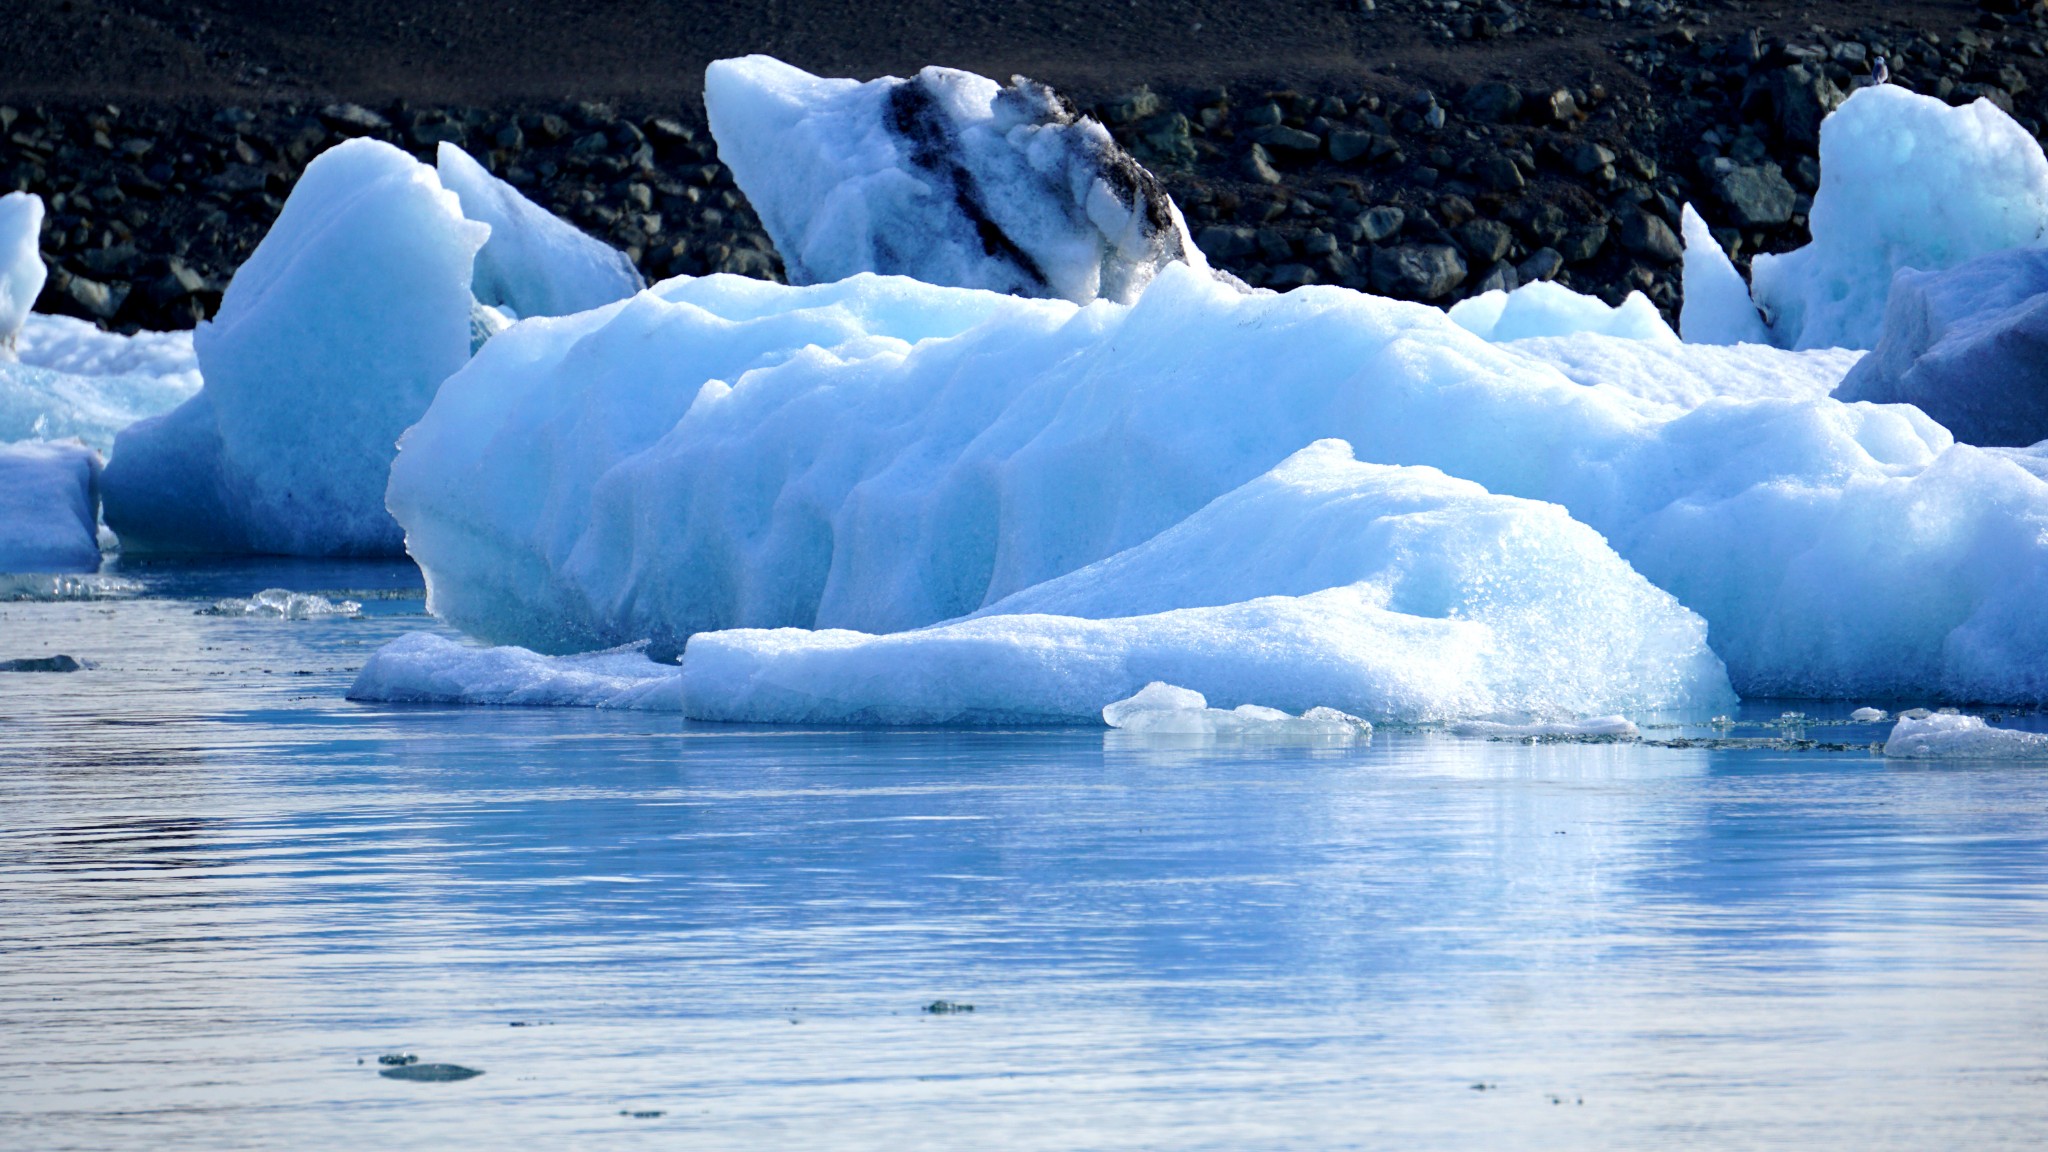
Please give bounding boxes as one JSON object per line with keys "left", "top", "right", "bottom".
{"left": 705, "top": 55, "right": 1209, "bottom": 305}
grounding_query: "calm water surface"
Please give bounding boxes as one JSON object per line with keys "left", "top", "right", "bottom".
{"left": 2, "top": 559, "right": 2045, "bottom": 1149}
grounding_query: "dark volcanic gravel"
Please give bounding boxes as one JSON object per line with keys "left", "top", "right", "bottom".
{"left": 3, "top": 0, "right": 2044, "bottom": 331}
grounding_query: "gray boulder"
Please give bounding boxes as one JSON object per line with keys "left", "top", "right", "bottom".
{"left": 1714, "top": 164, "right": 1797, "bottom": 227}
{"left": 1371, "top": 244, "right": 1468, "bottom": 301}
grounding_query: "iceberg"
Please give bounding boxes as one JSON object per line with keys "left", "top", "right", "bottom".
{"left": 0, "top": 439, "right": 102, "bottom": 572}
{"left": 1678, "top": 203, "right": 1771, "bottom": 346}
{"left": 1830, "top": 247, "right": 2048, "bottom": 446}
{"left": 435, "top": 143, "right": 645, "bottom": 320}
{"left": 676, "top": 441, "right": 1733, "bottom": 725}
{"left": 1, "top": 192, "right": 47, "bottom": 352}
{"left": 1748, "top": 85, "right": 2048, "bottom": 350}
{"left": 704, "top": 55, "right": 1209, "bottom": 305}
{"left": 348, "top": 631, "right": 686, "bottom": 710}
{"left": 389, "top": 264, "right": 2048, "bottom": 705}
{"left": 1499, "top": 331, "right": 1859, "bottom": 412}
{"left": 1883, "top": 711, "right": 2048, "bottom": 759}
{"left": 1447, "top": 280, "right": 1676, "bottom": 344}
{"left": 2, "top": 315, "right": 202, "bottom": 454}
{"left": 102, "top": 139, "right": 489, "bottom": 556}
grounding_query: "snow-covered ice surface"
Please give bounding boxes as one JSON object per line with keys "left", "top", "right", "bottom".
{"left": 1498, "top": 333, "right": 1860, "bottom": 411}
{"left": 103, "top": 139, "right": 488, "bottom": 556}
{"left": 1884, "top": 711, "right": 2048, "bottom": 759}
{"left": 1, "top": 315, "right": 202, "bottom": 453}
{"left": 1831, "top": 246, "right": 2048, "bottom": 446}
{"left": 1, "top": 192, "right": 47, "bottom": 350}
{"left": 705, "top": 55, "right": 1209, "bottom": 305}
{"left": 1100, "top": 681, "right": 1372, "bottom": 738}
{"left": 1679, "top": 203, "right": 1771, "bottom": 346}
{"left": 348, "top": 630, "right": 685, "bottom": 709}
{"left": 1448, "top": 280, "right": 1676, "bottom": 343}
{"left": 1748, "top": 85, "right": 2048, "bottom": 351}
{"left": 0, "top": 440, "right": 102, "bottom": 573}
{"left": 435, "top": 143, "right": 644, "bottom": 320}
{"left": 392, "top": 264, "right": 2048, "bottom": 705}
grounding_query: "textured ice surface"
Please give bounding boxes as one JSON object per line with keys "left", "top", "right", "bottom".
{"left": 0, "top": 193, "right": 47, "bottom": 351}
{"left": 1851, "top": 706, "right": 1889, "bottom": 723}
{"left": 435, "top": 143, "right": 644, "bottom": 320}
{"left": 1, "top": 316, "right": 202, "bottom": 453}
{"left": 392, "top": 265, "right": 2048, "bottom": 704}
{"left": 676, "top": 441, "right": 1732, "bottom": 725}
{"left": 200, "top": 588, "right": 362, "bottom": 619}
{"left": 705, "top": 55, "right": 1208, "bottom": 304}
{"left": 349, "top": 631, "right": 685, "bottom": 709}
{"left": 103, "top": 139, "right": 487, "bottom": 556}
{"left": 1100, "top": 682, "right": 1372, "bottom": 737}
{"left": 1497, "top": 333, "right": 1860, "bottom": 411}
{"left": 0, "top": 440, "right": 102, "bottom": 573}
{"left": 1679, "top": 203, "right": 1771, "bottom": 346}
{"left": 1831, "top": 247, "right": 2048, "bottom": 446}
{"left": 1749, "top": 86, "right": 2048, "bottom": 350}
{"left": 1448, "top": 280, "right": 1675, "bottom": 343}
{"left": 1884, "top": 712, "right": 2048, "bottom": 759}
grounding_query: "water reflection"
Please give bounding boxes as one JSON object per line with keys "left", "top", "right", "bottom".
{"left": 1, "top": 559, "right": 2045, "bottom": 1147}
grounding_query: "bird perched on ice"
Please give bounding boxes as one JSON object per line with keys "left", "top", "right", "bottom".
{"left": 1871, "top": 56, "right": 1890, "bottom": 86}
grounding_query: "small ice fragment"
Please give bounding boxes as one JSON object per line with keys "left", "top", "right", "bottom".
{"left": 201, "top": 588, "right": 362, "bottom": 619}
{"left": 1101, "top": 682, "right": 1371, "bottom": 738}
{"left": 1883, "top": 712, "right": 2048, "bottom": 759}
{"left": 1451, "top": 716, "right": 1640, "bottom": 740}
{"left": 1851, "top": 706, "right": 1887, "bottom": 722}
{"left": 346, "top": 631, "right": 686, "bottom": 710}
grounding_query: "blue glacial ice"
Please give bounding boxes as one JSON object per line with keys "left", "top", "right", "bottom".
{"left": 0, "top": 439, "right": 101, "bottom": 573}
{"left": 435, "top": 142, "right": 644, "bottom": 320}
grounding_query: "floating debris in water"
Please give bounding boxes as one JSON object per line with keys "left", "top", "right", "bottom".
{"left": 377, "top": 1053, "right": 417, "bottom": 1066}
{"left": 619, "top": 1110, "right": 665, "bottom": 1119}
{"left": 200, "top": 588, "right": 362, "bottom": 619}
{"left": 379, "top": 1063, "right": 482, "bottom": 1082}
{"left": 0, "top": 654, "right": 84, "bottom": 672}
{"left": 923, "top": 1000, "right": 974, "bottom": 1015}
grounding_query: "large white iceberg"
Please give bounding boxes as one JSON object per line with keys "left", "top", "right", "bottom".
{"left": 1747, "top": 85, "right": 2048, "bottom": 350}
{"left": 0, "top": 439, "right": 102, "bottom": 572}
{"left": 101, "top": 139, "right": 489, "bottom": 555}
{"left": 676, "top": 440, "right": 1733, "bottom": 725}
{"left": 0, "top": 192, "right": 46, "bottom": 352}
{"left": 1830, "top": 246, "right": 2048, "bottom": 446}
{"left": 389, "top": 265, "right": 2048, "bottom": 704}
{"left": 435, "top": 143, "right": 644, "bottom": 319}
{"left": 704, "top": 55, "right": 1208, "bottom": 305}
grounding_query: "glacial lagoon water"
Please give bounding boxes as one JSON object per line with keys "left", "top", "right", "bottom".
{"left": 3, "top": 558, "right": 2047, "bottom": 1149}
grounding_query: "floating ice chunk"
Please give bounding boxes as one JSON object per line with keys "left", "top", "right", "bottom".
{"left": 1448, "top": 280, "right": 1676, "bottom": 343}
{"left": 1, "top": 193, "right": 48, "bottom": 352}
{"left": 201, "top": 588, "right": 362, "bottom": 618}
{"left": 0, "top": 439, "right": 102, "bottom": 573}
{"left": 1750, "top": 86, "right": 2048, "bottom": 350}
{"left": 1451, "top": 716, "right": 1639, "bottom": 739}
{"left": 676, "top": 442, "right": 1733, "bottom": 726}
{"left": 348, "top": 631, "right": 685, "bottom": 709}
{"left": 0, "top": 572, "right": 141, "bottom": 600}
{"left": 1494, "top": 333, "right": 1859, "bottom": 411}
{"left": 704, "top": 55, "right": 1207, "bottom": 304}
{"left": 1102, "top": 682, "right": 1372, "bottom": 737}
{"left": 1678, "top": 203, "right": 1771, "bottom": 346}
{"left": 1883, "top": 712, "right": 2048, "bottom": 759}
{"left": 1850, "top": 707, "right": 1888, "bottom": 722}
{"left": 435, "top": 143, "right": 644, "bottom": 320}
{"left": 1830, "top": 247, "right": 2048, "bottom": 446}
{"left": 392, "top": 264, "right": 2048, "bottom": 705}
{"left": 103, "top": 139, "right": 488, "bottom": 556}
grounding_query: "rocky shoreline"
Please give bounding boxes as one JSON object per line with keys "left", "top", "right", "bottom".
{"left": 7, "top": 0, "right": 2048, "bottom": 333}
